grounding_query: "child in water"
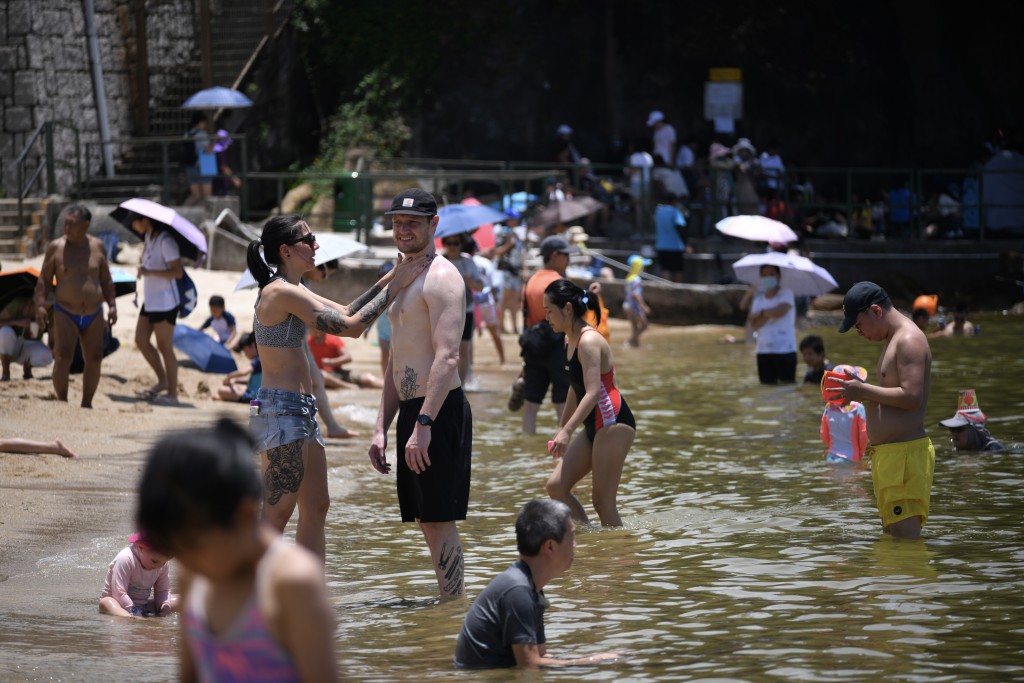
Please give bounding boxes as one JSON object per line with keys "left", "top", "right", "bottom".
{"left": 819, "top": 364, "right": 868, "bottom": 463}
{"left": 623, "top": 254, "right": 652, "bottom": 347}
{"left": 135, "top": 417, "right": 338, "bottom": 681}
{"left": 99, "top": 531, "right": 176, "bottom": 617}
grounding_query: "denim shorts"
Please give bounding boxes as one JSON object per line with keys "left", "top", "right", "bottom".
{"left": 249, "top": 388, "right": 324, "bottom": 453}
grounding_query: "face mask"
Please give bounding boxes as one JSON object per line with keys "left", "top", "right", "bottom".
{"left": 759, "top": 276, "right": 778, "bottom": 291}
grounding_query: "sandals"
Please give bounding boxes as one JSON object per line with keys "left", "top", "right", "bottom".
{"left": 507, "top": 377, "right": 525, "bottom": 412}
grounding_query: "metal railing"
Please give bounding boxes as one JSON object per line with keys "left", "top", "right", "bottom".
{"left": 14, "top": 120, "right": 80, "bottom": 233}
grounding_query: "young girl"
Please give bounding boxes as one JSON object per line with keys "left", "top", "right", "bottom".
{"left": 245, "top": 215, "right": 427, "bottom": 559}
{"left": 99, "top": 531, "right": 176, "bottom": 617}
{"left": 133, "top": 213, "right": 182, "bottom": 404}
{"left": 136, "top": 418, "right": 339, "bottom": 682}
{"left": 543, "top": 279, "right": 637, "bottom": 526}
{"left": 820, "top": 364, "right": 868, "bottom": 463}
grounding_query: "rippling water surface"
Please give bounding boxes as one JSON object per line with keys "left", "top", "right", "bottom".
{"left": 2, "top": 314, "right": 1023, "bottom": 681}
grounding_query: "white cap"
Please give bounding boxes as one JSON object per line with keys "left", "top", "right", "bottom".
{"left": 646, "top": 110, "right": 665, "bottom": 126}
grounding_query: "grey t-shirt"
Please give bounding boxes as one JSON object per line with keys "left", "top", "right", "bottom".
{"left": 454, "top": 560, "right": 547, "bottom": 668}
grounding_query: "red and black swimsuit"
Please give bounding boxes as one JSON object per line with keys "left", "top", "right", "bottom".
{"left": 565, "top": 328, "right": 636, "bottom": 441}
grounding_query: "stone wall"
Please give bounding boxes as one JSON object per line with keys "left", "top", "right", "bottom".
{"left": 1, "top": 0, "right": 195, "bottom": 197}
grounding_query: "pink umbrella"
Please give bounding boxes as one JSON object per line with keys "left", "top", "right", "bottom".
{"left": 110, "top": 198, "right": 208, "bottom": 264}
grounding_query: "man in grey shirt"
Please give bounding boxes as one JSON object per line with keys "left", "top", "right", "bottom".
{"left": 454, "top": 500, "right": 620, "bottom": 669}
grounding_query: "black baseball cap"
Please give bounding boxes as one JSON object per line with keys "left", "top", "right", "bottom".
{"left": 385, "top": 188, "right": 438, "bottom": 217}
{"left": 838, "top": 281, "right": 890, "bottom": 333}
{"left": 540, "top": 235, "right": 576, "bottom": 259}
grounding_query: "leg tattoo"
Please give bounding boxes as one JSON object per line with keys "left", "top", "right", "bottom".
{"left": 438, "top": 542, "right": 464, "bottom": 596}
{"left": 265, "top": 440, "right": 304, "bottom": 505}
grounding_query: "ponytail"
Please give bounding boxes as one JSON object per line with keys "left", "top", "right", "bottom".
{"left": 246, "top": 240, "right": 273, "bottom": 288}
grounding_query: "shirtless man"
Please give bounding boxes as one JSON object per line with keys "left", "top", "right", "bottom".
{"left": 35, "top": 205, "right": 117, "bottom": 408}
{"left": 369, "top": 188, "right": 472, "bottom": 599}
{"left": 833, "top": 281, "right": 933, "bottom": 540}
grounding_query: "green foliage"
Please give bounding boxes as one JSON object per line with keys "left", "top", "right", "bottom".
{"left": 308, "top": 70, "right": 411, "bottom": 175}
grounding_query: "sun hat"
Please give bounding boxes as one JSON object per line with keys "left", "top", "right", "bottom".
{"left": 628, "top": 254, "right": 652, "bottom": 268}
{"left": 939, "top": 389, "right": 987, "bottom": 428}
{"left": 385, "top": 188, "right": 437, "bottom": 217}
{"left": 732, "top": 137, "right": 757, "bottom": 155}
{"left": 838, "top": 282, "right": 890, "bottom": 333}
{"left": 129, "top": 531, "right": 159, "bottom": 551}
{"left": 913, "top": 294, "right": 938, "bottom": 316}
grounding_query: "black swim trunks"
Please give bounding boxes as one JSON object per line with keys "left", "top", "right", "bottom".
{"left": 396, "top": 388, "right": 472, "bottom": 523}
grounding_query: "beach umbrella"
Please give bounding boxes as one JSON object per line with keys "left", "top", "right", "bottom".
{"left": 731, "top": 251, "right": 838, "bottom": 296}
{"left": 434, "top": 201, "right": 509, "bottom": 246}
{"left": 716, "top": 215, "right": 799, "bottom": 244}
{"left": 234, "top": 232, "right": 368, "bottom": 291}
{"left": 529, "top": 197, "right": 604, "bottom": 229}
{"left": 181, "top": 86, "right": 253, "bottom": 109}
{"left": 110, "top": 198, "right": 208, "bottom": 264}
{"left": 0, "top": 267, "right": 42, "bottom": 311}
{"left": 172, "top": 324, "right": 237, "bottom": 374}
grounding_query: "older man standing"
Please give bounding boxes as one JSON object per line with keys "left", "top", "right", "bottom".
{"left": 34, "top": 205, "right": 117, "bottom": 408}
{"left": 833, "top": 282, "right": 934, "bottom": 540}
{"left": 369, "top": 188, "right": 472, "bottom": 600}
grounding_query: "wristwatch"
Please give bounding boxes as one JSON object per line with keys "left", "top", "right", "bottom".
{"left": 417, "top": 414, "right": 434, "bottom": 427}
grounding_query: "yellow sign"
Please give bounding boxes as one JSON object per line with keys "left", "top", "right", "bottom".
{"left": 709, "top": 68, "right": 742, "bottom": 82}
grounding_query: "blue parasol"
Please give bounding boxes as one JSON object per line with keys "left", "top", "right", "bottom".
{"left": 172, "top": 324, "right": 237, "bottom": 374}
{"left": 435, "top": 204, "right": 508, "bottom": 240}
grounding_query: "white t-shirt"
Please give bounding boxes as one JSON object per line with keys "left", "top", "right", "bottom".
{"left": 142, "top": 231, "right": 181, "bottom": 312}
{"left": 751, "top": 287, "right": 797, "bottom": 354}
{"left": 652, "top": 124, "right": 677, "bottom": 166}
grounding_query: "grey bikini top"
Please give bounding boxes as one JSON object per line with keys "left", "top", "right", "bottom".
{"left": 253, "top": 276, "right": 307, "bottom": 349}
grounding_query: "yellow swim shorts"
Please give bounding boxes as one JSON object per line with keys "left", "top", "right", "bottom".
{"left": 867, "top": 437, "right": 935, "bottom": 529}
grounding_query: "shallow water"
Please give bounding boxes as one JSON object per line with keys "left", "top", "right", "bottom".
{"left": 2, "top": 314, "right": 1023, "bottom": 682}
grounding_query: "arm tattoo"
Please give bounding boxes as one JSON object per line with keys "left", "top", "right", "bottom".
{"left": 399, "top": 367, "right": 420, "bottom": 400}
{"left": 358, "top": 287, "right": 392, "bottom": 325}
{"left": 315, "top": 306, "right": 348, "bottom": 334}
{"left": 347, "top": 284, "right": 383, "bottom": 315}
{"left": 264, "top": 440, "right": 304, "bottom": 506}
{"left": 439, "top": 542, "right": 464, "bottom": 596}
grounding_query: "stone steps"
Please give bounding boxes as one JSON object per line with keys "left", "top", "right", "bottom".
{"left": 0, "top": 198, "right": 46, "bottom": 260}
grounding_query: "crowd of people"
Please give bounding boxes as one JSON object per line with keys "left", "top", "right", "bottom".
{"left": 1, "top": 184, "right": 1016, "bottom": 677}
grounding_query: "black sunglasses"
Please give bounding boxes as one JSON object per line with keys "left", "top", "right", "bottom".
{"left": 289, "top": 233, "right": 316, "bottom": 248}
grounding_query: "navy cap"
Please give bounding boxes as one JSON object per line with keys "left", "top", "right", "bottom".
{"left": 838, "top": 281, "right": 890, "bottom": 333}
{"left": 385, "top": 188, "right": 438, "bottom": 217}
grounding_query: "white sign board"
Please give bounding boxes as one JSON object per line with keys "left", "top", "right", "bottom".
{"left": 704, "top": 82, "right": 743, "bottom": 120}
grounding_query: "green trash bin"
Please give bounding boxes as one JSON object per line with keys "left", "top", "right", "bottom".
{"left": 333, "top": 176, "right": 371, "bottom": 233}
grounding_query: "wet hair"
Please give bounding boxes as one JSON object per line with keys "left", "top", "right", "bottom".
{"left": 135, "top": 417, "right": 261, "bottom": 553}
{"left": 66, "top": 204, "right": 91, "bottom": 223}
{"left": 246, "top": 214, "right": 306, "bottom": 288}
{"left": 209, "top": 295, "right": 225, "bottom": 308}
{"left": 516, "top": 500, "right": 572, "bottom": 556}
{"left": 799, "top": 334, "right": 825, "bottom": 354}
{"left": 543, "top": 278, "right": 601, "bottom": 324}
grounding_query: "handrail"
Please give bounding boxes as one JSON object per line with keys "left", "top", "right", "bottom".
{"left": 15, "top": 120, "right": 80, "bottom": 237}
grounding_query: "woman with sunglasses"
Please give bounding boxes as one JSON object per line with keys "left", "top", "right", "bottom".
{"left": 245, "top": 214, "right": 428, "bottom": 559}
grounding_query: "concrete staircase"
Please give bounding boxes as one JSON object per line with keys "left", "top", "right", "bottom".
{"left": 74, "top": 1, "right": 291, "bottom": 204}
{"left": 0, "top": 198, "right": 46, "bottom": 261}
